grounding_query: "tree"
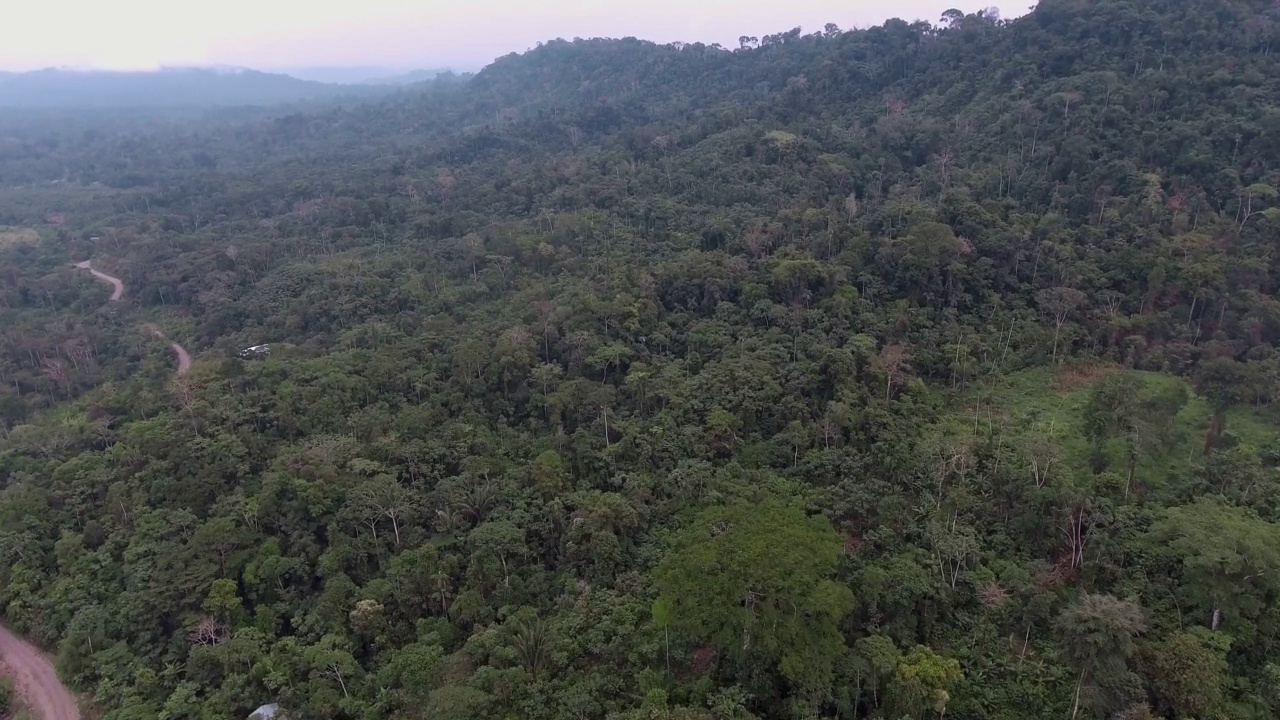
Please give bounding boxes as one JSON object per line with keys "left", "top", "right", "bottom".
{"left": 58, "top": 604, "right": 111, "bottom": 682}
{"left": 1193, "top": 358, "right": 1255, "bottom": 453}
{"left": 531, "top": 362, "right": 565, "bottom": 420}
{"left": 654, "top": 501, "right": 852, "bottom": 692}
{"left": 874, "top": 343, "right": 913, "bottom": 401}
{"left": 510, "top": 613, "right": 553, "bottom": 680}
{"left": 1145, "top": 498, "right": 1280, "bottom": 631}
{"left": 531, "top": 448, "right": 568, "bottom": 495}
{"left": 304, "top": 634, "right": 359, "bottom": 700}
{"left": 1238, "top": 183, "right": 1278, "bottom": 229}
{"left": 348, "top": 598, "right": 386, "bottom": 637}
{"left": 705, "top": 407, "right": 742, "bottom": 455}
{"left": 887, "top": 645, "right": 963, "bottom": 720}
{"left": 652, "top": 596, "right": 673, "bottom": 673}
{"left": 1055, "top": 593, "right": 1146, "bottom": 718}
{"left": 1080, "top": 370, "right": 1147, "bottom": 485}
{"left": 349, "top": 473, "right": 417, "bottom": 547}
{"left": 375, "top": 640, "right": 444, "bottom": 710}
{"left": 468, "top": 520, "right": 526, "bottom": 589}
{"left": 589, "top": 343, "right": 634, "bottom": 382}
{"left": 202, "top": 577, "right": 245, "bottom": 625}
{"left": 1036, "top": 287, "right": 1088, "bottom": 363}
{"left": 424, "top": 685, "right": 491, "bottom": 720}
{"left": 851, "top": 634, "right": 901, "bottom": 711}
{"left": 1137, "top": 629, "right": 1229, "bottom": 719}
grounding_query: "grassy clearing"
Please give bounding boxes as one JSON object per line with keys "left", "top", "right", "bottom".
{"left": 943, "top": 363, "right": 1278, "bottom": 499}
{"left": 0, "top": 227, "right": 38, "bottom": 248}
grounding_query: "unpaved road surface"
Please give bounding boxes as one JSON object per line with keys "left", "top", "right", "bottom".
{"left": 74, "top": 260, "right": 192, "bottom": 375}
{"left": 9, "top": 264, "right": 191, "bottom": 717}
{"left": 144, "top": 324, "right": 193, "bottom": 375}
{"left": 0, "top": 623, "right": 80, "bottom": 720}
{"left": 170, "top": 338, "right": 193, "bottom": 375}
{"left": 72, "top": 260, "right": 124, "bottom": 301}
{"left": 1, "top": 262, "right": 197, "bottom": 718}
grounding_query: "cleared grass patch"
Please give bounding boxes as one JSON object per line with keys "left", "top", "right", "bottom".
{"left": 942, "top": 363, "right": 1279, "bottom": 501}
{"left": 0, "top": 227, "right": 38, "bottom": 248}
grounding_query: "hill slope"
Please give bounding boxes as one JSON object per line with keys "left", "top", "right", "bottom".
{"left": 2, "top": 1, "right": 1280, "bottom": 720}
{"left": 0, "top": 67, "right": 389, "bottom": 107}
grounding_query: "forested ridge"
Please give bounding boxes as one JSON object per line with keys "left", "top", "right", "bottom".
{"left": 3, "top": 0, "right": 1280, "bottom": 718}
{"left": 0, "top": 67, "right": 402, "bottom": 109}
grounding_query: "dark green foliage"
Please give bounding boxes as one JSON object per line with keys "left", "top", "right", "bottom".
{"left": 2, "top": 1, "right": 1280, "bottom": 719}
{"left": 0, "top": 677, "right": 13, "bottom": 716}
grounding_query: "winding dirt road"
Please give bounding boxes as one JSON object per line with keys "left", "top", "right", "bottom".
{"left": 73, "top": 260, "right": 192, "bottom": 375}
{"left": 144, "top": 324, "right": 193, "bottom": 374}
{"left": 0, "top": 260, "right": 197, "bottom": 717}
{"left": 0, "top": 624, "right": 80, "bottom": 720}
{"left": 71, "top": 260, "right": 123, "bottom": 301}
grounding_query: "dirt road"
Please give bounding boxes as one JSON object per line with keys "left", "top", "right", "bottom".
{"left": 169, "top": 338, "right": 193, "bottom": 375}
{"left": 0, "top": 262, "right": 157, "bottom": 719}
{"left": 72, "top": 260, "right": 123, "bottom": 301}
{"left": 74, "top": 260, "right": 192, "bottom": 375}
{"left": 0, "top": 624, "right": 80, "bottom": 720}
{"left": 1, "top": 262, "right": 196, "bottom": 718}
{"left": 1, "top": 262, "right": 194, "bottom": 715}
{"left": 144, "top": 324, "right": 193, "bottom": 375}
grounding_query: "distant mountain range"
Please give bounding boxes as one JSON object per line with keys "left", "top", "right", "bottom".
{"left": 0, "top": 66, "right": 451, "bottom": 108}
{"left": 272, "top": 66, "right": 453, "bottom": 85}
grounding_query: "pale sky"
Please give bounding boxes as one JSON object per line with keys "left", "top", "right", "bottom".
{"left": 0, "top": 1, "right": 1032, "bottom": 72}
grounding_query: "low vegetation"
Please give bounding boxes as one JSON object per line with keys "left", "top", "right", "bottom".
{"left": 0, "top": 227, "right": 37, "bottom": 248}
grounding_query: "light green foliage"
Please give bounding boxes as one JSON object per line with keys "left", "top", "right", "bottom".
{"left": 851, "top": 634, "right": 900, "bottom": 709}
{"left": 888, "top": 645, "right": 963, "bottom": 720}
{"left": 609, "top": 687, "right": 761, "bottom": 720}
{"left": 303, "top": 634, "right": 360, "bottom": 699}
{"left": 1056, "top": 594, "right": 1146, "bottom": 673}
{"left": 0, "top": 226, "right": 38, "bottom": 248}
{"left": 1137, "top": 629, "right": 1229, "bottom": 719}
{"left": 375, "top": 640, "right": 445, "bottom": 710}
{"left": 201, "top": 578, "right": 244, "bottom": 623}
{"left": 1146, "top": 499, "right": 1280, "bottom": 626}
{"left": 655, "top": 501, "right": 852, "bottom": 690}
{"left": 763, "top": 130, "right": 800, "bottom": 152}
{"left": 424, "top": 685, "right": 492, "bottom": 720}
{"left": 948, "top": 367, "right": 1269, "bottom": 502}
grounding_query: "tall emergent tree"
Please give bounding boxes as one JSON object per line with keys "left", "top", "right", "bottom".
{"left": 654, "top": 501, "right": 853, "bottom": 697}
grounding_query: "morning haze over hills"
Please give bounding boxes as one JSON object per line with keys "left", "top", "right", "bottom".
{"left": 4, "top": 1, "right": 1280, "bottom": 720}
{"left": 0, "top": 65, "right": 459, "bottom": 108}
{"left": 0, "top": 2, "right": 1018, "bottom": 108}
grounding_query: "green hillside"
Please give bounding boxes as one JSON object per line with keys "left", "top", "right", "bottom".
{"left": 2, "top": 1, "right": 1280, "bottom": 719}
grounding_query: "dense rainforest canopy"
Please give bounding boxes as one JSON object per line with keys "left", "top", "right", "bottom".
{"left": 3, "top": 0, "right": 1280, "bottom": 718}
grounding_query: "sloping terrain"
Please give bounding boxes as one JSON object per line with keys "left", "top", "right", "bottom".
{"left": 0, "top": 67, "right": 387, "bottom": 108}
{"left": 1, "top": 2, "right": 1280, "bottom": 720}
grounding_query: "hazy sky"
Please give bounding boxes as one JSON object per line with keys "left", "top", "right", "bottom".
{"left": 1, "top": 1, "right": 1031, "bottom": 72}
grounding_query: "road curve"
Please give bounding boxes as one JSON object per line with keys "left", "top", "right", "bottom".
{"left": 144, "top": 325, "right": 193, "bottom": 375}
{"left": 0, "top": 623, "right": 81, "bottom": 720}
{"left": 1, "top": 261, "right": 198, "bottom": 718}
{"left": 72, "top": 260, "right": 123, "bottom": 301}
{"left": 73, "top": 260, "right": 192, "bottom": 375}
{"left": 2, "top": 261, "right": 195, "bottom": 715}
